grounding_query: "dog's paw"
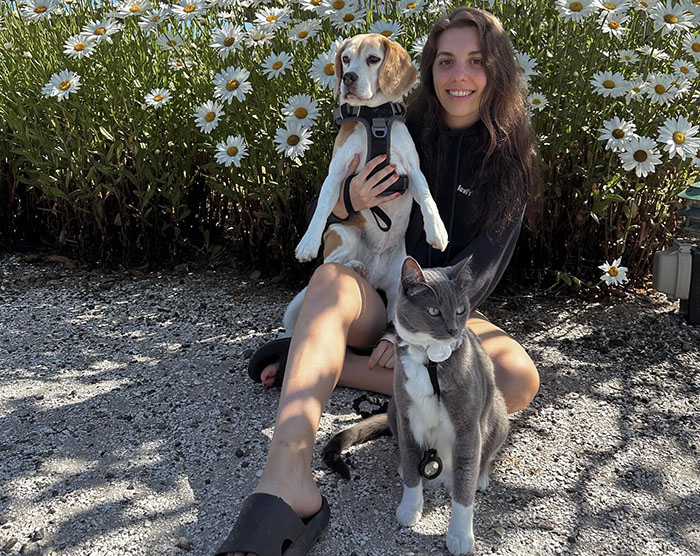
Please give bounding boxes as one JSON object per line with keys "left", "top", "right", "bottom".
{"left": 295, "top": 235, "right": 321, "bottom": 262}
{"left": 345, "top": 260, "right": 366, "bottom": 276}
{"left": 476, "top": 472, "right": 490, "bottom": 491}
{"left": 425, "top": 217, "right": 449, "bottom": 252}
{"left": 396, "top": 503, "right": 422, "bottom": 527}
{"left": 446, "top": 532, "right": 475, "bottom": 555}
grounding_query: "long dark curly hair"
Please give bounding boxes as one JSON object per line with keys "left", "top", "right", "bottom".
{"left": 407, "top": 7, "right": 541, "bottom": 230}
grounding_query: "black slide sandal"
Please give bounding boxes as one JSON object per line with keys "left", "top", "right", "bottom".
{"left": 247, "top": 338, "right": 292, "bottom": 389}
{"left": 213, "top": 493, "right": 330, "bottom": 556}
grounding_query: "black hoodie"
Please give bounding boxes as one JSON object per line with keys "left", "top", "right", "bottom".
{"left": 405, "top": 118, "right": 523, "bottom": 311}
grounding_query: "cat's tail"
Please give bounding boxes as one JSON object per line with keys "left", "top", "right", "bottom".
{"left": 322, "top": 413, "right": 391, "bottom": 480}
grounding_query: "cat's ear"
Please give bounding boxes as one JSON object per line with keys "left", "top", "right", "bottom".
{"left": 448, "top": 256, "right": 473, "bottom": 290}
{"left": 401, "top": 257, "right": 426, "bottom": 296}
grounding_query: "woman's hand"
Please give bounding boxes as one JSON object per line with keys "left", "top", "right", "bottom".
{"left": 332, "top": 154, "right": 402, "bottom": 219}
{"left": 368, "top": 339, "right": 395, "bottom": 371}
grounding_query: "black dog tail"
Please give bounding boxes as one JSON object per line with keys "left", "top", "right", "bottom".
{"left": 322, "top": 413, "right": 391, "bottom": 480}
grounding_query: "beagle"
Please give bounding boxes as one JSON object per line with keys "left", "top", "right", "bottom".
{"left": 285, "top": 34, "right": 448, "bottom": 332}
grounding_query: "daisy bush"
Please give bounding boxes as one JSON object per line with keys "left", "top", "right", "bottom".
{"left": 0, "top": 0, "right": 699, "bottom": 285}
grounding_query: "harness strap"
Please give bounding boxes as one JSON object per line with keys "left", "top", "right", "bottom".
{"left": 427, "top": 361, "right": 440, "bottom": 400}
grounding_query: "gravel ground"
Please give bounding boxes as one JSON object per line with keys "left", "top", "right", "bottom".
{"left": 1, "top": 252, "right": 699, "bottom": 556}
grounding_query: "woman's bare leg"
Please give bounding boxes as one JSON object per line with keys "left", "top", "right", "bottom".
{"left": 231, "top": 263, "right": 387, "bottom": 556}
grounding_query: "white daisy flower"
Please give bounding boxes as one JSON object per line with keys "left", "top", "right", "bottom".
{"left": 682, "top": 34, "right": 700, "bottom": 60}
{"left": 254, "top": 6, "right": 291, "bottom": 32}
{"left": 22, "top": 0, "right": 60, "bottom": 22}
{"left": 274, "top": 122, "right": 313, "bottom": 160}
{"left": 156, "top": 32, "right": 183, "bottom": 51}
{"left": 593, "top": 0, "right": 630, "bottom": 13}
{"left": 63, "top": 34, "right": 98, "bottom": 59}
{"left": 41, "top": 69, "right": 81, "bottom": 101}
{"left": 692, "top": 149, "right": 700, "bottom": 169}
{"left": 400, "top": 0, "right": 425, "bottom": 17}
{"left": 116, "top": 0, "right": 152, "bottom": 19}
{"left": 650, "top": 0, "right": 693, "bottom": 34}
{"left": 144, "top": 87, "right": 171, "bottom": 108}
{"left": 245, "top": 26, "right": 270, "bottom": 47}
{"left": 194, "top": 100, "right": 224, "bottom": 133}
{"left": 82, "top": 19, "right": 123, "bottom": 44}
{"left": 172, "top": 0, "right": 206, "bottom": 20}
{"left": 625, "top": 77, "right": 646, "bottom": 103}
{"left": 297, "top": 0, "right": 324, "bottom": 13}
{"left": 670, "top": 74, "right": 692, "bottom": 98}
{"left": 309, "top": 50, "right": 336, "bottom": 90}
{"left": 637, "top": 43, "right": 671, "bottom": 59}
{"left": 657, "top": 115, "right": 700, "bottom": 159}
{"left": 411, "top": 34, "right": 428, "bottom": 57}
{"left": 556, "top": 0, "right": 597, "bottom": 22}
{"left": 591, "top": 70, "right": 628, "bottom": 97}
{"left": 210, "top": 24, "right": 244, "bottom": 58}
{"left": 282, "top": 94, "right": 320, "bottom": 127}
{"left": 215, "top": 135, "right": 248, "bottom": 167}
{"left": 262, "top": 52, "right": 293, "bottom": 79}
{"left": 599, "top": 258, "right": 629, "bottom": 286}
{"left": 619, "top": 136, "right": 662, "bottom": 177}
{"left": 515, "top": 51, "right": 538, "bottom": 88}
{"left": 645, "top": 73, "right": 676, "bottom": 104}
{"left": 320, "top": 0, "right": 358, "bottom": 16}
{"left": 630, "top": 0, "right": 658, "bottom": 12}
{"left": 169, "top": 57, "right": 193, "bottom": 71}
{"left": 288, "top": 19, "right": 322, "bottom": 42}
{"left": 328, "top": 5, "right": 367, "bottom": 32}
{"left": 213, "top": 66, "right": 252, "bottom": 104}
{"left": 599, "top": 9, "right": 630, "bottom": 36}
{"left": 138, "top": 6, "right": 172, "bottom": 33}
{"left": 618, "top": 49, "right": 639, "bottom": 63}
{"left": 369, "top": 20, "right": 402, "bottom": 40}
{"left": 598, "top": 116, "right": 637, "bottom": 151}
{"left": 327, "top": 38, "right": 345, "bottom": 57}
{"left": 527, "top": 92, "right": 548, "bottom": 111}
{"left": 672, "top": 59, "right": 699, "bottom": 78}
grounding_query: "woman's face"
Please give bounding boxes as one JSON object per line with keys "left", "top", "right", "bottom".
{"left": 431, "top": 26, "right": 487, "bottom": 129}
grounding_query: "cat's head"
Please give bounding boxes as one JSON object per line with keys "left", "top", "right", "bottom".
{"left": 394, "top": 256, "right": 473, "bottom": 347}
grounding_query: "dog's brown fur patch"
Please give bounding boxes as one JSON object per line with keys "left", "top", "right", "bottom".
{"left": 322, "top": 229, "right": 343, "bottom": 259}
{"left": 333, "top": 121, "right": 360, "bottom": 157}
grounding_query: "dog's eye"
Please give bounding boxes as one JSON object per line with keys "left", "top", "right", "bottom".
{"left": 427, "top": 307, "right": 440, "bottom": 316}
{"left": 367, "top": 55, "right": 381, "bottom": 64}
{"left": 342, "top": 55, "right": 350, "bottom": 64}
{"left": 456, "top": 306, "right": 466, "bottom": 315}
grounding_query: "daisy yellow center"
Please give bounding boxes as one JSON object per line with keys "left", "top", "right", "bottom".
{"left": 692, "top": 43, "right": 700, "bottom": 53}
{"left": 673, "top": 132, "right": 686, "bottom": 144}
{"left": 332, "top": 0, "right": 345, "bottom": 8}
{"left": 167, "top": 40, "right": 178, "bottom": 46}
{"left": 226, "top": 79, "right": 240, "bottom": 91}
{"left": 603, "top": 2, "right": 615, "bottom": 8}
{"left": 34, "top": 5, "right": 47, "bottom": 13}
{"left": 694, "top": 0, "right": 700, "bottom": 5}
{"left": 654, "top": 84, "right": 666, "bottom": 94}
{"left": 609, "top": 21, "right": 619, "bottom": 29}
{"left": 184, "top": 5, "right": 196, "bottom": 13}
{"left": 407, "top": 2, "right": 417, "bottom": 8}
{"left": 680, "top": 66, "right": 689, "bottom": 74}
{"left": 343, "top": 14, "right": 355, "bottom": 22}
{"left": 95, "top": 27, "right": 106, "bottom": 35}
{"left": 266, "top": 15, "right": 278, "bottom": 22}
{"left": 287, "top": 135, "right": 300, "bottom": 146}
{"left": 624, "top": 55, "right": 631, "bottom": 60}
{"left": 381, "top": 30, "right": 393, "bottom": 37}
{"left": 608, "top": 266, "right": 619, "bottom": 277}
{"left": 633, "top": 86, "right": 641, "bottom": 93}
{"left": 176, "top": 60, "right": 184, "bottom": 66}
{"left": 59, "top": 80, "right": 71, "bottom": 91}
{"left": 205, "top": 111, "right": 216, "bottom": 122}
{"left": 532, "top": 99, "right": 541, "bottom": 105}
{"left": 569, "top": 1, "right": 583, "bottom": 11}
{"left": 663, "top": 14, "right": 678, "bottom": 24}
{"left": 298, "top": 31, "right": 308, "bottom": 38}
{"left": 130, "top": 6, "right": 142, "bottom": 13}
{"left": 312, "top": 0, "right": 321, "bottom": 4}
{"left": 612, "top": 129, "right": 625, "bottom": 139}
{"left": 74, "top": 42, "right": 86, "bottom": 51}
{"left": 295, "top": 107, "right": 308, "bottom": 119}
{"left": 254, "top": 34, "right": 266, "bottom": 41}
{"left": 603, "top": 80, "right": 615, "bottom": 89}
{"left": 227, "top": 146, "right": 239, "bottom": 156}
{"left": 151, "top": 15, "right": 160, "bottom": 22}
{"left": 324, "top": 63, "right": 334, "bottom": 76}
{"left": 154, "top": 94, "right": 163, "bottom": 102}
{"left": 633, "top": 150, "right": 648, "bottom": 162}
{"left": 224, "top": 37, "right": 234, "bottom": 46}
{"left": 640, "top": 0, "right": 648, "bottom": 6}
{"left": 272, "top": 61, "right": 283, "bottom": 70}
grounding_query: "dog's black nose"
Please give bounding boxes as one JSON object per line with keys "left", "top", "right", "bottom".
{"left": 343, "top": 72, "right": 358, "bottom": 86}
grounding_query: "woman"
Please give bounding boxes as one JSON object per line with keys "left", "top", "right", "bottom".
{"left": 216, "top": 7, "right": 540, "bottom": 556}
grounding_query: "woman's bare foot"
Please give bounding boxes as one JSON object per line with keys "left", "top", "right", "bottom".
{"left": 259, "top": 362, "right": 278, "bottom": 388}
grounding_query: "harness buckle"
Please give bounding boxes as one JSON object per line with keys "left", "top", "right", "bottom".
{"left": 371, "top": 118, "right": 388, "bottom": 139}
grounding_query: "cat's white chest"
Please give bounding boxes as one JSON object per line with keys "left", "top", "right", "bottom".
{"left": 400, "top": 349, "right": 456, "bottom": 486}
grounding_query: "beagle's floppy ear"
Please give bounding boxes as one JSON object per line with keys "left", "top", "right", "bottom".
{"left": 378, "top": 37, "right": 418, "bottom": 100}
{"left": 334, "top": 39, "right": 350, "bottom": 100}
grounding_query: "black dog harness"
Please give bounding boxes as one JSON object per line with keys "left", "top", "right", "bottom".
{"left": 333, "top": 102, "right": 409, "bottom": 231}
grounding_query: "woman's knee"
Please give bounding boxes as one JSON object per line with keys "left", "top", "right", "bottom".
{"left": 495, "top": 353, "right": 539, "bottom": 413}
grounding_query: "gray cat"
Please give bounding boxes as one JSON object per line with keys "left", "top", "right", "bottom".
{"left": 323, "top": 256, "right": 509, "bottom": 555}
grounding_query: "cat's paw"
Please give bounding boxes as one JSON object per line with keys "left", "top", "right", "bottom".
{"left": 396, "top": 503, "right": 422, "bottom": 527}
{"left": 424, "top": 214, "right": 449, "bottom": 252}
{"left": 446, "top": 532, "right": 475, "bottom": 555}
{"left": 295, "top": 234, "right": 321, "bottom": 262}
{"left": 477, "top": 472, "right": 490, "bottom": 491}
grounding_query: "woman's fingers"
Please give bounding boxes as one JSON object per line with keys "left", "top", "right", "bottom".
{"left": 356, "top": 154, "right": 388, "bottom": 180}
{"left": 368, "top": 340, "right": 395, "bottom": 371}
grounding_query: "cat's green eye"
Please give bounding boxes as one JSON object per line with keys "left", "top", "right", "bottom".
{"left": 456, "top": 306, "right": 466, "bottom": 315}
{"left": 427, "top": 307, "right": 440, "bottom": 316}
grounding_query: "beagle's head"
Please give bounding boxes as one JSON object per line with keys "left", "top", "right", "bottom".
{"left": 334, "top": 33, "right": 418, "bottom": 107}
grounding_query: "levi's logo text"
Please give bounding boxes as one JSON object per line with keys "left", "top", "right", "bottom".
{"left": 457, "top": 184, "right": 472, "bottom": 197}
